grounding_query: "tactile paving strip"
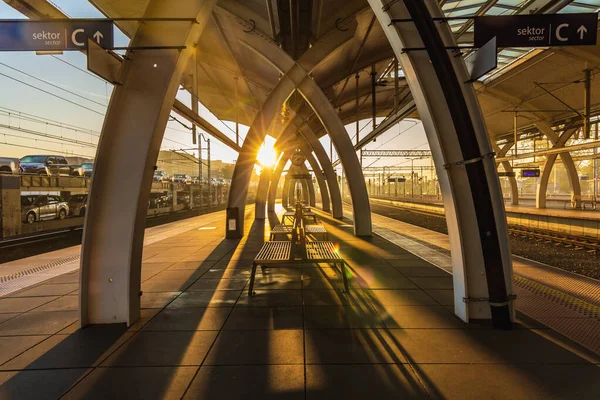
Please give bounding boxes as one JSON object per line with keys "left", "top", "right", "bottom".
{"left": 0, "top": 255, "right": 80, "bottom": 284}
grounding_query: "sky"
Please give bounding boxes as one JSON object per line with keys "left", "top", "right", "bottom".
{"left": 0, "top": 0, "right": 431, "bottom": 173}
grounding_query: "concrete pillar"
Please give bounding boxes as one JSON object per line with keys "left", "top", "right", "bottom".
{"left": 79, "top": 0, "right": 217, "bottom": 327}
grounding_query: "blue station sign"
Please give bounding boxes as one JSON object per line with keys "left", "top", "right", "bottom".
{"left": 0, "top": 20, "right": 114, "bottom": 51}
{"left": 474, "top": 13, "right": 598, "bottom": 48}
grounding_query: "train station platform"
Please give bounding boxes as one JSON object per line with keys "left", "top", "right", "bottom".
{"left": 1, "top": 206, "right": 599, "bottom": 399}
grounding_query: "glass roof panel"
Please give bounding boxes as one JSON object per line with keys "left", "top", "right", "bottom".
{"left": 443, "top": 0, "right": 600, "bottom": 80}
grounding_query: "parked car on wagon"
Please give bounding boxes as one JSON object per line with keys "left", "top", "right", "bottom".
{"left": 20, "top": 155, "right": 78, "bottom": 176}
{"left": 72, "top": 162, "right": 94, "bottom": 178}
{"left": 0, "top": 157, "right": 21, "bottom": 174}
{"left": 172, "top": 174, "right": 192, "bottom": 184}
{"left": 21, "top": 195, "right": 69, "bottom": 224}
{"left": 153, "top": 169, "right": 170, "bottom": 182}
{"left": 67, "top": 194, "right": 88, "bottom": 217}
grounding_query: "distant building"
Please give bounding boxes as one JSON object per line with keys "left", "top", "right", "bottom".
{"left": 156, "top": 150, "right": 234, "bottom": 179}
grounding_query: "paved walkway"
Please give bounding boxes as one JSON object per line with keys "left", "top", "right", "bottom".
{"left": 0, "top": 206, "right": 599, "bottom": 399}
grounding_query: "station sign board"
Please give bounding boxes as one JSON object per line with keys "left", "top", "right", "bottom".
{"left": 0, "top": 20, "right": 114, "bottom": 51}
{"left": 497, "top": 171, "right": 516, "bottom": 177}
{"left": 521, "top": 169, "right": 541, "bottom": 178}
{"left": 474, "top": 13, "right": 598, "bottom": 48}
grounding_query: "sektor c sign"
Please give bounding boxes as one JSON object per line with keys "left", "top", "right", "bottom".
{"left": 0, "top": 20, "right": 114, "bottom": 51}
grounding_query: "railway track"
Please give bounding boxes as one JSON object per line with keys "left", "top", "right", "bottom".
{"left": 369, "top": 197, "right": 600, "bottom": 255}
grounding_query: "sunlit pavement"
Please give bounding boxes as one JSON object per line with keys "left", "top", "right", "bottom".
{"left": 0, "top": 207, "right": 599, "bottom": 399}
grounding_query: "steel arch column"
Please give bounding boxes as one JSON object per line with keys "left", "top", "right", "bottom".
{"left": 493, "top": 142, "right": 519, "bottom": 206}
{"left": 536, "top": 125, "right": 581, "bottom": 209}
{"left": 280, "top": 118, "right": 342, "bottom": 218}
{"left": 79, "top": 0, "right": 217, "bottom": 327}
{"left": 300, "top": 144, "right": 329, "bottom": 210}
{"left": 369, "top": 0, "right": 513, "bottom": 327}
{"left": 255, "top": 167, "right": 272, "bottom": 220}
{"left": 269, "top": 153, "right": 291, "bottom": 212}
{"left": 228, "top": 28, "right": 371, "bottom": 237}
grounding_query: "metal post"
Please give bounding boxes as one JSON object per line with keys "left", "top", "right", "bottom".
{"left": 198, "top": 134, "right": 203, "bottom": 211}
{"left": 207, "top": 138, "right": 211, "bottom": 210}
{"left": 371, "top": 65, "right": 377, "bottom": 131}
{"left": 394, "top": 58, "right": 399, "bottom": 110}
{"left": 235, "top": 76, "right": 239, "bottom": 145}
{"left": 192, "top": 50, "right": 198, "bottom": 145}
{"left": 411, "top": 159, "right": 414, "bottom": 197}
{"left": 513, "top": 112, "right": 518, "bottom": 163}
{"left": 355, "top": 73, "right": 360, "bottom": 146}
{"left": 584, "top": 68, "right": 591, "bottom": 139}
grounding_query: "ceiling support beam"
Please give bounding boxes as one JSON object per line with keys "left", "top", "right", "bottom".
{"left": 172, "top": 100, "right": 242, "bottom": 152}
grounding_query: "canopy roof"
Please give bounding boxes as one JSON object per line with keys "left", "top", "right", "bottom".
{"left": 13, "top": 0, "right": 599, "bottom": 142}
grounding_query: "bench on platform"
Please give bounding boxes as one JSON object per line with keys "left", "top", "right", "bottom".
{"left": 305, "top": 224, "right": 328, "bottom": 240}
{"left": 269, "top": 224, "right": 293, "bottom": 240}
{"left": 248, "top": 239, "right": 349, "bottom": 296}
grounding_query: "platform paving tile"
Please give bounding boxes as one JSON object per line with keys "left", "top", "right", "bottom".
{"left": 33, "top": 295, "right": 78, "bottom": 312}
{"left": 380, "top": 305, "right": 467, "bottom": 329}
{"left": 186, "top": 278, "right": 248, "bottom": 291}
{"left": 1, "top": 327, "right": 133, "bottom": 370}
{"left": 393, "top": 266, "right": 450, "bottom": 277}
{"left": 223, "top": 306, "right": 303, "bottom": 330}
{"left": 102, "top": 331, "right": 218, "bottom": 367}
{"left": 7, "top": 283, "right": 78, "bottom": 298}
{"left": 407, "top": 276, "right": 454, "bottom": 290}
{"left": 142, "top": 307, "right": 231, "bottom": 331}
{"left": 304, "top": 305, "right": 384, "bottom": 329}
{"left": 0, "top": 369, "right": 90, "bottom": 400}
{"left": 305, "top": 364, "right": 428, "bottom": 399}
{"left": 423, "top": 289, "right": 455, "bottom": 306}
{"left": 305, "top": 328, "right": 408, "bottom": 364}
{"left": 167, "top": 290, "right": 240, "bottom": 308}
{"left": 183, "top": 365, "right": 304, "bottom": 400}
{"left": 204, "top": 330, "right": 304, "bottom": 365}
{"left": 0, "top": 296, "right": 59, "bottom": 313}
{"left": 237, "top": 290, "right": 303, "bottom": 307}
{"left": 0, "top": 310, "right": 77, "bottom": 335}
{"left": 2, "top": 209, "right": 600, "bottom": 399}
{"left": 0, "top": 335, "right": 49, "bottom": 365}
{"left": 140, "top": 291, "right": 181, "bottom": 309}
{"left": 418, "top": 364, "right": 600, "bottom": 400}
{"left": 62, "top": 366, "right": 197, "bottom": 400}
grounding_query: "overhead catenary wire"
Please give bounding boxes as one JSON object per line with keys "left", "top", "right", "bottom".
{"left": 0, "top": 71, "right": 105, "bottom": 116}
{"left": 0, "top": 62, "right": 107, "bottom": 108}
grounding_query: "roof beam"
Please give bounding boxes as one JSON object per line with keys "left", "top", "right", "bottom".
{"left": 172, "top": 99, "right": 242, "bottom": 152}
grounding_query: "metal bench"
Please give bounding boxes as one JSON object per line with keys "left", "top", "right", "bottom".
{"left": 282, "top": 211, "right": 296, "bottom": 225}
{"left": 269, "top": 224, "right": 293, "bottom": 240}
{"left": 248, "top": 241, "right": 292, "bottom": 295}
{"left": 305, "top": 224, "right": 328, "bottom": 240}
{"left": 305, "top": 241, "right": 349, "bottom": 293}
{"left": 303, "top": 212, "right": 318, "bottom": 224}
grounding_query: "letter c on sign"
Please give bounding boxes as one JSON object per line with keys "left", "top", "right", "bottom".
{"left": 556, "top": 23, "right": 568, "bottom": 42}
{"left": 71, "top": 29, "right": 85, "bottom": 46}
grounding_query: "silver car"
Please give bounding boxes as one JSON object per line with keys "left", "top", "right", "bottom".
{"left": 21, "top": 195, "right": 70, "bottom": 224}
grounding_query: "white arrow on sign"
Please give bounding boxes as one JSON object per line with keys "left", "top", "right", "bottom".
{"left": 577, "top": 25, "right": 587, "bottom": 40}
{"left": 93, "top": 31, "right": 103, "bottom": 44}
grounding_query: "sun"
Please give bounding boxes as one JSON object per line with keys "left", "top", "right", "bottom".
{"left": 256, "top": 142, "right": 277, "bottom": 167}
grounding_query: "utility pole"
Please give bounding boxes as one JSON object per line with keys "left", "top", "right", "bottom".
{"left": 207, "top": 138, "right": 211, "bottom": 210}
{"left": 394, "top": 58, "right": 399, "bottom": 110}
{"left": 355, "top": 73, "right": 360, "bottom": 146}
{"left": 235, "top": 76, "right": 239, "bottom": 145}
{"left": 371, "top": 65, "right": 377, "bottom": 132}
{"left": 584, "top": 68, "right": 591, "bottom": 139}
{"left": 198, "top": 133, "right": 203, "bottom": 211}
